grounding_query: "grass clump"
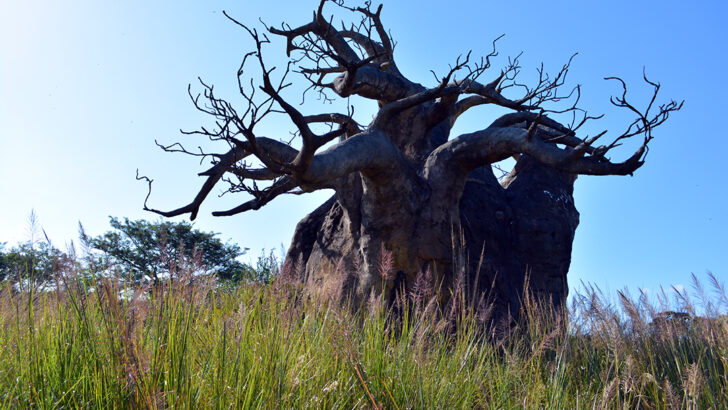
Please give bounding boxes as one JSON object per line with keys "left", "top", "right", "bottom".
{"left": 0, "top": 261, "right": 726, "bottom": 408}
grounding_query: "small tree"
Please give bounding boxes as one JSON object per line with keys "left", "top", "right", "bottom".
{"left": 91, "top": 217, "right": 252, "bottom": 282}
{"left": 0, "top": 242, "right": 73, "bottom": 284}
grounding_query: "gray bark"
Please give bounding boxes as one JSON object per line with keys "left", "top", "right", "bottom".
{"left": 285, "top": 153, "right": 579, "bottom": 319}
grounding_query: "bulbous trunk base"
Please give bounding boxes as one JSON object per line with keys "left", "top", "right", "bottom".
{"left": 284, "top": 155, "right": 579, "bottom": 321}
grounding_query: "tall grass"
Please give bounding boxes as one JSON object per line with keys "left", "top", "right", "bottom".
{"left": 0, "top": 258, "right": 725, "bottom": 408}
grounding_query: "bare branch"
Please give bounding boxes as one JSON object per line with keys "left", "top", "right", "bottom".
{"left": 373, "top": 83, "right": 461, "bottom": 128}
{"left": 335, "top": 0, "right": 400, "bottom": 75}
{"left": 213, "top": 176, "right": 300, "bottom": 216}
{"left": 264, "top": 1, "right": 416, "bottom": 102}
{"left": 429, "top": 75, "right": 682, "bottom": 193}
{"left": 452, "top": 52, "right": 580, "bottom": 124}
{"left": 229, "top": 165, "right": 282, "bottom": 181}
{"left": 304, "top": 111, "right": 362, "bottom": 137}
{"left": 602, "top": 74, "right": 683, "bottom": 159}
{"left": 140, "top": 147, "right": 249, "bottom": 220}
{"left": 267, "top": 2, "right": 360, "bottom": 64}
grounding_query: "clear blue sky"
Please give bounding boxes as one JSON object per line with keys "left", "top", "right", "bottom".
{"left": 1, "top": 0, "right": 726, "bottom": 296}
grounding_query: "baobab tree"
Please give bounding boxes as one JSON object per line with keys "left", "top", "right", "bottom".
{"left": 141, "top": 0, "right": 681, "bottom": 318}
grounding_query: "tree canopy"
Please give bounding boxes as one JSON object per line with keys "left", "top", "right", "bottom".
{"left": 91, "top": 217, "right": 252, "bottom": 282}
{"left": 0, "top": 241, "right": 72, "bottom": 284}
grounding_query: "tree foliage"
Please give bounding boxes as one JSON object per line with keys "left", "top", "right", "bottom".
{"left": 0, "top": 241, "right": 74, "bottom": 284}
{"left": 91, "top": 217, "right": 252, "bottom": 282}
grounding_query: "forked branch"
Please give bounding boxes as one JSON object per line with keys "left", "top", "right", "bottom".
{"left": 269, "top": 0, "right": 417, "bottom": 102}
{"left": 430, "top": 73, "right": 683, "bottom": 191}
{"left": 142, "top": 0, "right": 681, "bottom": 223}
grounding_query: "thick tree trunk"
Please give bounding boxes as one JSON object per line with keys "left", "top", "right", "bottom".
{"left": 284, "top": 153, "right": 579, "bottom": 320}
